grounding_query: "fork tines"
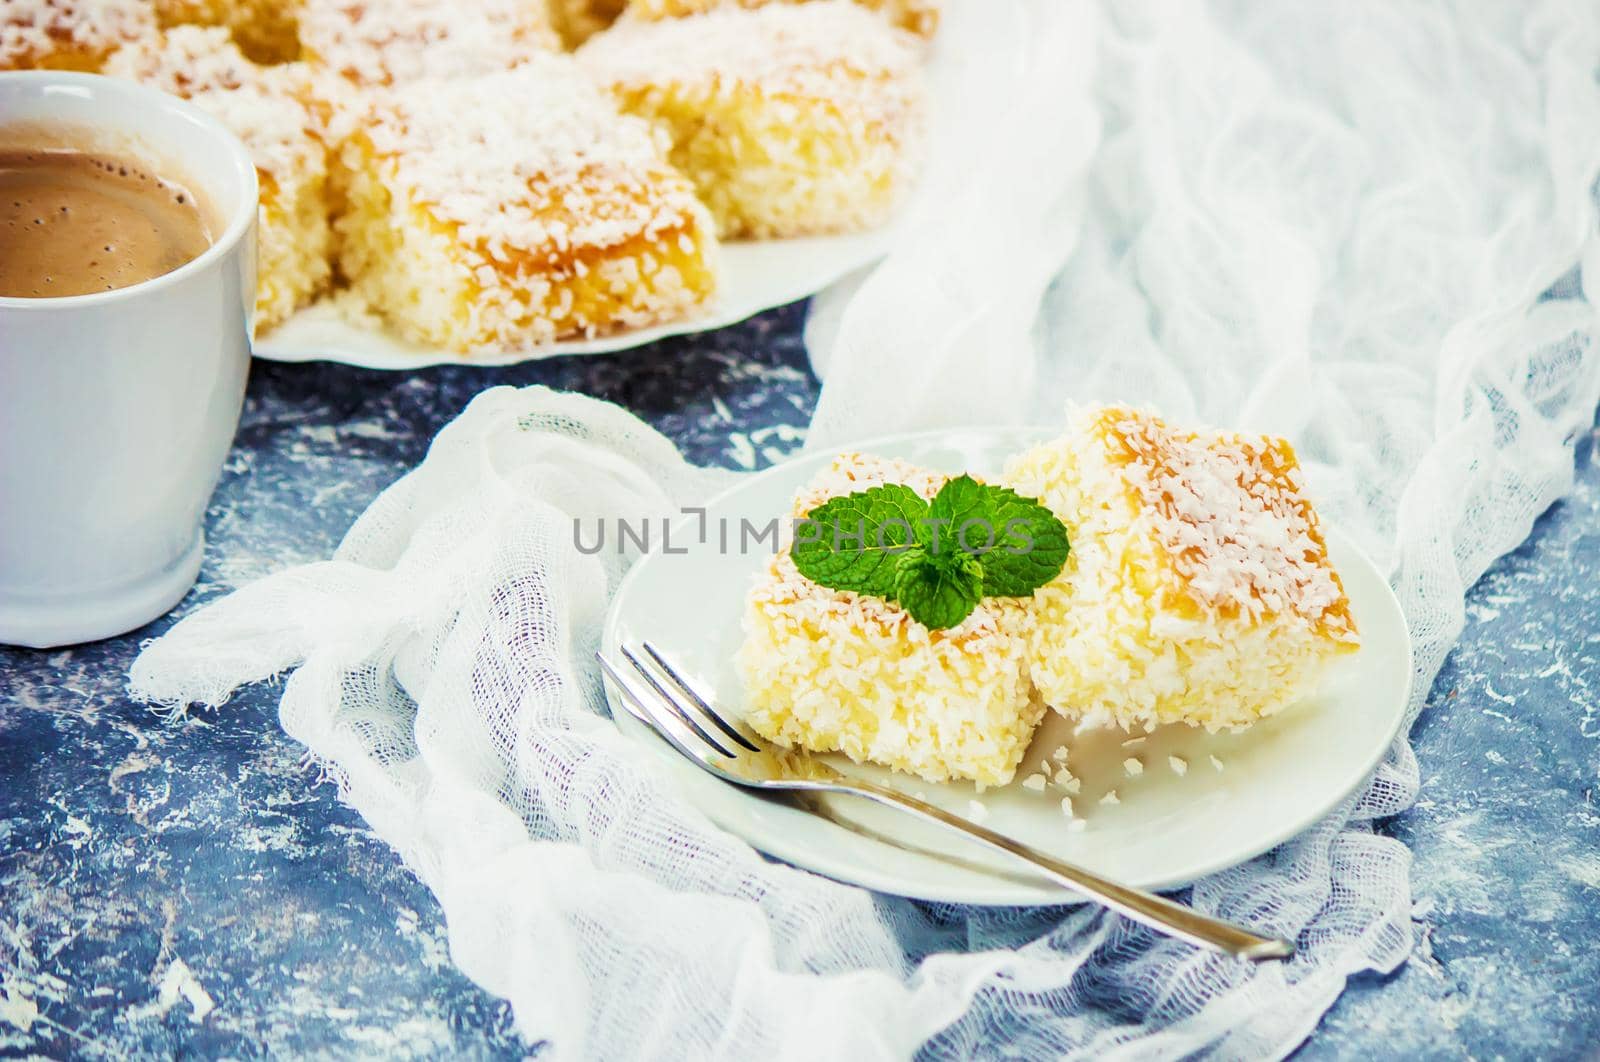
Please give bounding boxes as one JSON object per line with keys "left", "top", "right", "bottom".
{"left": 598, "top": 640, "right": 759, "bottom": 758}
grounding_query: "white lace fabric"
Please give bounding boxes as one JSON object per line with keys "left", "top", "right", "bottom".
{"left": 131, "top": 1, "right": 1600, "bottom": 1058}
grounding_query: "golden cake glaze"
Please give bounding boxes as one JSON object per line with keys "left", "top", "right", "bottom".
{"left": 1096, "top": 407, "right": 1357, "bottom": 635}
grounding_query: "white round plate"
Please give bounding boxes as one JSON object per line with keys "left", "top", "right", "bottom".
{"left": 253, "top": 227, "right": 896, "bottom": 369}
{"left": 601, "top": 428, "right": 1414, "bottom": 905}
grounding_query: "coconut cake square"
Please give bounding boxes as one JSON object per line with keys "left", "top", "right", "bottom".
{"left": 579, "top": 1, "right": 926, "bottom": 239}
{"left": 738, "top": 453, "right": 1043, "bottom": 787}
{"left": 333, "top": 59, "right": 718, "bottom": 352}
{"left": 1003, "top": 406, "right": 1360, "bottom": 733}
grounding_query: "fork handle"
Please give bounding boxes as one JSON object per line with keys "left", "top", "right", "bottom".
{"left": 837, "top": 778, "right": 1294, "bottom": 961}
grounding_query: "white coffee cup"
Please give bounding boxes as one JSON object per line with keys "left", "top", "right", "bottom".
{"left": 0, "top": 72, "right": 258, "bottom": 648}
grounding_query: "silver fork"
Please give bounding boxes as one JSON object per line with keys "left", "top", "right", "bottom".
{"left": 598, "top": 641, "right": 1295, "bottom": 962}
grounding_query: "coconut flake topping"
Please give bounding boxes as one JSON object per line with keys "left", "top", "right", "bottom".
{"left": 1106, "top": 408, "right": 1355, "bottom": 632}
{"left": 300, "top": 0, "right": 556, "bottom": 86}
{"left": 364, "top": 59, "right": 698, "bottom": 257}
{"left": 2, "top": 0, "right": 153, "bottom": 65}
{"left": 579, "top": 0, "right": 923, "bottom": 126}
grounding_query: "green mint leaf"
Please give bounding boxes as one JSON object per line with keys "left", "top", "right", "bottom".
{"left": 893, "top": 547, "right": 984, "bottom": 630}
{"left": 792, "top": 484, "right": 929, "bottom": 597}
{"left": 979, "top": 486, "right": 1070, "bottom": 596}
{"left": 787, "top": 474, "right": 1069, "bottom": 629}
{"left": 926, "top": 475, "right": 999, "bottom": 558}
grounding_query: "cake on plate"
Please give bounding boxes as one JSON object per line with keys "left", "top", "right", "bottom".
{"left": 1003, "top": 406, "right": 1360, "bottom": 733}
{"left": 738, "top": 453, "right": 1044, "bottom": 787}
{"left": 7, "top": 0, "right": 936, "bottom": 351}
{"left": 334, "top": 59, "right": 718, "bottom": 351}
{"left": 579, "top": 1, "right": 926, "bottom": 238}
{"left": 738, "top": 408, "right": 1361, "bottom": 791}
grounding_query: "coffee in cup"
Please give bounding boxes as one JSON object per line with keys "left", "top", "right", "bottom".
{"left": 0, "top": 148, "right": 216, "bottom": 298}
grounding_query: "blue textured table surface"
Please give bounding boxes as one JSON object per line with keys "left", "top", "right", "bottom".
{"left": 1, "top": 303, "right": 1596, "bottom": 1059}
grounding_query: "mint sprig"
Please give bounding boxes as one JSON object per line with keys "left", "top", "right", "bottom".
{"left": 791, "top": 474, "right": 1070, "bottom": 630}
{"left": 893, "top": 548, "right": 984, "bottom": 631}
{"left": 791, "top": 483, "right": 928, "bottom": 597}
{"left": 982, "top": 486, "right": 1072, "bottom": 596}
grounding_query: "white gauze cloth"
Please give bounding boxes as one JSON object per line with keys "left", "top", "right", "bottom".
{"left": 131, "top": 0, "right": 1600, "bottom": 1058}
